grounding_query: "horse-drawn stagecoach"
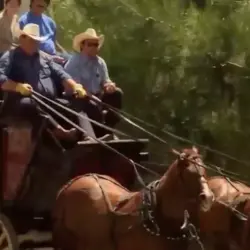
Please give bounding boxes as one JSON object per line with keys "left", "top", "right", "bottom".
{"left": 0, "top": 96, "right": 150, "bottom": 249}
{"left": 1, "top": 96, "right": 250, "bottom": 250}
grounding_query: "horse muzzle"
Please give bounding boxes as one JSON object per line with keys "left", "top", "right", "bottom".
{"left": 199, "top": 177, "right": 215, "bottom": 212}
{"left": 199, "top": 190, "right": 214, "bottom": 212}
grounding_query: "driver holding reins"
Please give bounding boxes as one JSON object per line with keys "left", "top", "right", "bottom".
{"left": 64, "top": 28, "right": 123, "bottom": 138}
{"left": 0, "top": 23, "right": 92, "bottom": 141}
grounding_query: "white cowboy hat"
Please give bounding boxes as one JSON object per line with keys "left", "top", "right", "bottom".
{"left": 73, "top": 28, "right": 104, "bottom": 52}
{"left": 17, "top": 23, "right": 48, "bottom": 42}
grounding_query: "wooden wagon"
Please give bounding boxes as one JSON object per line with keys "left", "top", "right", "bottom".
{"left": 0, "top": 107, "right": 149, "bottom": 249}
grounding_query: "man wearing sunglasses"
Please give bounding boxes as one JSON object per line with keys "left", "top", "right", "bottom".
{"left": 65, "top": 28, "right": 123, "bottom": 138}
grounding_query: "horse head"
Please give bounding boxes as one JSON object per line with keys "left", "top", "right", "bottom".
{"left": 158, "top": 146, "right": 214, "bottom": 220}
{"left": 176, "top": 146, "right": 214, "bottom": 212}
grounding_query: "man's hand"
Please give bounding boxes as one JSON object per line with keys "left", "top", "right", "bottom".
{"left": 72, "top": 83, "right": 87, "bottom": 98}
{"left": 15, "top": 83, "right": 33, "bottom": 96}
{"left": 53, "top": 55, "right": 66, "bottom": 64}
{"left": 103, "top": 82, "right": 116, "bottom": 94}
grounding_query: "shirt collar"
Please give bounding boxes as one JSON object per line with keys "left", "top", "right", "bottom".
{"left": 15, "top": 47, "right": 40, "bottom": 59}
{"left": 28, "top": 11, "right": 42, "bottom": 19}
{"left": 79, "top": 52, "right": 98, "bottom": 63}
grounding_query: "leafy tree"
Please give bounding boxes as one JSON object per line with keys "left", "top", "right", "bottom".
{"left": 50, "top": 0, "right": 250, "bottom": 181}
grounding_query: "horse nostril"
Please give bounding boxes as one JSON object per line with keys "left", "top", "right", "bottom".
{"left": 199, "top": 193, "right": 206, "bottom": 201}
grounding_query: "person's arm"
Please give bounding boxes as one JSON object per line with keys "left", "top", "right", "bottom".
{"left": 0, "top": 15, "right": 14, "bottom": 51}
{"left": 100, "top": 58, "right": 117, "bottom": 94}
{"left": 11, "top": 15, "right": 20, "bottom": 47}
{"left": 51, "top": 19, "right": 56, "bottom": 43}
{"left": 0, "top": 50, "right": 33, "bottom": 96}
{"left": 48, "top": 58, "right": 81, "bottom": 92}
{"left": 48, "top": 58, "right": 87, "bottom": 98}
{"left": 64, "top": 55, "right": 81, "bottom": 83}
{"left": 18, "top": 16, "right": 25, "bottom": 30}
{"left": 100, "top": 58, "right": 112, "bottom": 84}
{"left": 0, "top": 51, "right": 17, "bottom": 91}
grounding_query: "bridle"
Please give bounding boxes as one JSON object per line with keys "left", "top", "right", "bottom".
{"left": 88, "top": 155, "right": 207, "bottom": 250}
{"left": 178, "top": 152, "right": 208, "bottom": 201}
{"left": 138, "top": 153, "right": 206, "bottom": 250}
{"left": 138, "top": 183, "right": 205, "bottom": 250}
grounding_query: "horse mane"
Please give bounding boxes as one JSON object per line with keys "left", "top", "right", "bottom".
{"left": 163, "top": 158, "right": 178, "bottom": 178}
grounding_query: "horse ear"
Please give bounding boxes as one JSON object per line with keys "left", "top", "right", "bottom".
{"left": 192, "top": 146, "right": 199, "bottom": 154}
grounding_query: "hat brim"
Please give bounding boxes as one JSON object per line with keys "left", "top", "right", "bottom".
{"left": 73, "top": 33, "right": 104, "bottom": 52}
{"left": 20, "top": 31, "right": 48, "bottom": 42}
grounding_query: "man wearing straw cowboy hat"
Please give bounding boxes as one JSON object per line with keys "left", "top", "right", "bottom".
{"left": 18, "top": 0, "right": 67, "bottom": 63}
{"left": 65, "top": 28, "right": 123, "bottom": 138}
{"left": 0, "top": 23, "right": 93, "bottom": 140}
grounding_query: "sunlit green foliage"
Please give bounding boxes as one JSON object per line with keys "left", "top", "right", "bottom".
{"left": 50, "top": 0, "right": 250, "bottom": 180}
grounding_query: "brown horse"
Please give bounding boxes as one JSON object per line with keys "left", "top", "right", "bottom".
{"left": 52, "top": 147, "right": 214, "bottom": 250}
{"left": 197, "top": 176, "right": 250, "bottom": 250}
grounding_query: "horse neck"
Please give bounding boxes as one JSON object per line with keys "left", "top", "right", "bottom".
{"left": 155, "top": 160, "right": 189, "bottom": 221}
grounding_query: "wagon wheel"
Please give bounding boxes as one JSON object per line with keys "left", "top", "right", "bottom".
{"left": 0, "top": 214, "right": 18, "bottom": 250}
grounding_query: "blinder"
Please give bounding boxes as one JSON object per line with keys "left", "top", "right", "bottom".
{"left": 176, "top": 151, "right": 208, "bottom": 204}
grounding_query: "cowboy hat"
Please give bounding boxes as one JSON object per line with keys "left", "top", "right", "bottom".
{"left": 17, "top": 23, "right": 48, "bottom": 42}
{"left": 73, "top": 28, "right": 104, "bottom": 52}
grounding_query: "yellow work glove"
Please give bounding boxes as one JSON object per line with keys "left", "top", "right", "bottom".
{"left": 72, "top": 83, "right": 87, "bottom": 98}
{"left": 15, "top": 83, "right": 33, "bottom": 96}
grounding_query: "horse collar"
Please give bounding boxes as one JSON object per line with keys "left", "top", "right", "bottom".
{"left": 140, "top": 181, "right": 200, "bottom": 242}
{"left": 140, "top": 181, "right": 160, "bottom": 236}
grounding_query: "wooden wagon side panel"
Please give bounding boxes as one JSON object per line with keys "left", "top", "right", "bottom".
{"left": 1, "top": 124, "right": 33, "bottom": 201}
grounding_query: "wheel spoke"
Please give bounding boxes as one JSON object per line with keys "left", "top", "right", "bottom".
{"left": 0, "top": 214, "right": 18, "bottom": 250}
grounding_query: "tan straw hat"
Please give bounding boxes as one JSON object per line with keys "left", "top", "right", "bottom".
{"left": 17, "top": 23, "right": 48, "bottom": 42}
{"left": 73, "top": 28, "right": 104, "bottom": 52}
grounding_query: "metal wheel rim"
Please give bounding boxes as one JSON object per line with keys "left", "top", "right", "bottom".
{"left": 0, "top": 220, "right": 12, "bottom": 250}
{"left": 0, "top": 214, "right": 18, "bottom": 250}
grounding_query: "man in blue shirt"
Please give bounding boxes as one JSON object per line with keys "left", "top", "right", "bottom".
{"left": 18, "top": 0, "right": 61, "bottom": 58}
{"left": 65, "top": 28, "right": 123, "bottom": 138}
{"left": 0, "top": 23, "right": 89, "bottom": 140}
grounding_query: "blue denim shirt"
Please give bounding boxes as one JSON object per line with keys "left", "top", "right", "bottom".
{"left": 0, "top": 47, "right": 71, "bottom": 98}
{"left": 19, "top": 12, "right": 56, "bottom": 55}
{"left": 64, "top": 53, "right": 110, "bottom": 94}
